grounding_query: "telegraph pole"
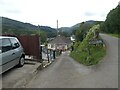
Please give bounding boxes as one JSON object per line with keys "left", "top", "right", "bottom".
{"left": 57, "top": 20, "right": 59, "bottom": 35}
{"left": 38, "top": 25, "right": 40, "bottom": 36}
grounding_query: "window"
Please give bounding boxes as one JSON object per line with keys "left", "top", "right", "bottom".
{"left": 10, "top": 38, "right": 20, "bottom": 49}
{"left": 1, "top": 39, "right": 12, "bottom": 53}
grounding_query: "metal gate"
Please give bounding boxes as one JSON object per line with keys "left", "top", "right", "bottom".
{"left": 17, "top": 35, "right": 41, "bottom": 61}
{"left": 2, "top": 34, "right": 42, "bottom": 61}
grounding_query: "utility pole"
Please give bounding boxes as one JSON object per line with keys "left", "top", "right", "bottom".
{"left": 38, "top": 25, "right": 41, "bottom": 45}
{"left": 38, "top": 25, "right": 40, "bottom": 36}
{"left": 38, "top": 25, "right": 42, "bottom": 63}
{"left": 57, "top": 20, "right": 59, "bottom": 35}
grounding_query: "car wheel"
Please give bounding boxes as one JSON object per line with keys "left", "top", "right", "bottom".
{"left": 19, "top": 57, "right": 25, "bottom": 67}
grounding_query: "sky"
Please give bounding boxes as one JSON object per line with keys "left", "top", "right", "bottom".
{"left": 0, "top": 0, "right": 119, "bottom": 28}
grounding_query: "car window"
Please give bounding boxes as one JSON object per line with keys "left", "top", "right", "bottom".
{"left": 10, "top": 38, "right": 20, "bottom": 49}
{"left": 1, "top": 39, "right": 12, "bottom": 53}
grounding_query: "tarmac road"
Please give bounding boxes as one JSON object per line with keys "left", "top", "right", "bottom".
{"left": 26, "top": 34, "right": 118, "bottom": 88}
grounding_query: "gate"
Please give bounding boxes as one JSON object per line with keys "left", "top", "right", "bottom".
{"left": 17, "top": 35, "right": 41, "bottom": 61}
{"left": 2, "top": 34, "right": 42, "bottom": 61}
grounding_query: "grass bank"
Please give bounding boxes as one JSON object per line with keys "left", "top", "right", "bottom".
{"left": 108, "top": 34, "right": 120, "bottom": 38}
{"left": 70, "top": 44, "right": 106, "bottom": 66}
{"left": 70, "top": 25, "right": 106, "bottom": 66}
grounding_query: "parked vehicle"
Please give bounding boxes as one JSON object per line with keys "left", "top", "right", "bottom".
{"left": 0, "top": 36, "right": 25, "bottom": 74}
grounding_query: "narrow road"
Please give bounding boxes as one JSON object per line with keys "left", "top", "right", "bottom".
{"left": 26, "top": 34, "right": 118, "bottom": 88}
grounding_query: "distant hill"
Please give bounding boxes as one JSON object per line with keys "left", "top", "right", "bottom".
{"left": 59, "top": 27, "right": 70, "bottom": 33}
{"left": 71, "top": 23, "right": 80, "bottom": 29}
{"left": 39, "top": 26, "right": 57, "bottom": 37}
{"left": 58, "top": 23, "right": 80, "bottom": 36}
{"left": 2, "top": 17, "right": 37, "bottom": 30}
{"left": 59, "top": 20, "right": 102, "bottom": 36}
{"left": 1, "top": 17, "right": 57, "bottom": 37}
{"left": 84, "top": 20, "right": 96, "bottom": 24}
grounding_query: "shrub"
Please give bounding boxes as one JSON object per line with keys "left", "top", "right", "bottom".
{"left": 70, "top": 24, "right": 106, "bottom": 66}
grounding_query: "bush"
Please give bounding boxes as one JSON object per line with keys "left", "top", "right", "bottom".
{"left": 70, "top": 24, "right": 106, "bottom": 66}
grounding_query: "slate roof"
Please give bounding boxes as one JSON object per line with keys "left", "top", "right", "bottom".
{"left": 49, "top": 35, "right": 72, "bottom": 45}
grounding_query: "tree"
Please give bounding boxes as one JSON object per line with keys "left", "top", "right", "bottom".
{"left": 101, "top": 5, "right": 120, "bottom": 34}
{"left": 74, "top": 21, "right": 100, "bottom": 42}
{"left": 35, "top": 30, "right": 47, "bottom": 44}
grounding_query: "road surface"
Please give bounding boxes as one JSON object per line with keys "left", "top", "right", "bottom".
{"left": 26, "top": 34, "right": 118, "bottom": 88}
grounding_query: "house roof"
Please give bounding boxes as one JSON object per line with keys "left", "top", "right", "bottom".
{"left": 48, "top": 35, "right": 72, "bottom": 45}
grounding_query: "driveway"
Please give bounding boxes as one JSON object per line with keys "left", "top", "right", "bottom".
{"left": 1, "top": 60, "right": 41, "bottom": 88}
{"left": 26, "top": 34, "right": 118, "bottom": 88}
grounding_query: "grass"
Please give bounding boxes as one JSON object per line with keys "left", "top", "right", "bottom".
{"left": 70, "top": 24, "right": 106, "bottom": 66}
{"left": 70, "top": 45, "right": 106, "bottom": 66}
{"left": 108, "top": 34, "right": 120, "bottom": 38}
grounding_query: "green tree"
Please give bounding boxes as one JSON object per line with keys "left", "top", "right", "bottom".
{"left": 101, "top": 5, "right": 120, "bottom": 34}
{"left": 74, "top": 21, "right": 101, "bottom": 42}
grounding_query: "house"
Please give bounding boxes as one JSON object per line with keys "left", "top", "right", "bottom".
{"left": 70, "top": 35, "right": 75, "bottom": 42}
{"left": 47, "top": 35, "right": 72, "bottom": 51}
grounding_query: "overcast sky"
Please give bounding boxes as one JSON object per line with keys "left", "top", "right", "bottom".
{"left": 0, "top": 0, "right": 119, "bottom": 28}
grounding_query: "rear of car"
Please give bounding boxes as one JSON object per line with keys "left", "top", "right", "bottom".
{"left": 0, "top": 36, "right": 25, "bottom": 74}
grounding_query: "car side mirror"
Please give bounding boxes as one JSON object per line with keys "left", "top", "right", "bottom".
{"left": 12, "top": 46, "right": 16, "bottom": 49}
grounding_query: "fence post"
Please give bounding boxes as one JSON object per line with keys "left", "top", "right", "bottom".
{"left": 40, "top": 46, "right": 43, "bottom": 63}
{"left": 53, "top": 50, "right": 56, "bottom": 59}
{"left": 47, "top": 49, "right": 50, "bottom": 63}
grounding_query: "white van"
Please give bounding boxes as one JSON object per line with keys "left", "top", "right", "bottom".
{"left": 0, "top": 36, "right": 25, "bottom": 74}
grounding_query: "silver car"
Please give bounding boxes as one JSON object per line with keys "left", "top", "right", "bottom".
{"left": 0, "top": 36, "right": 25, "bottom": 74}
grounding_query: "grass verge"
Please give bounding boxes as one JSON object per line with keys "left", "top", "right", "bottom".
{"left": 70, "top": 45, "right": 106, "bottom": 66}
{"left": 108, "top": 34, "right": 120, "bottom": 38}
{"left": 70, "top": 24, "right": 106, "bottom": 66}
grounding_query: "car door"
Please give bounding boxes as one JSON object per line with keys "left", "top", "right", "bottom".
{"left": 9, "top": 38, "right": 21, "bottom": 63}
{"left": 0, "top": 39, "right": 2, "bottom": 73}
{"left": 1, "top": 38, "right": 14, "bottom": 73}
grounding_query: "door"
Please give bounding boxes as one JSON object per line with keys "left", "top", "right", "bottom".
{"left": 9, "top": 38, "right": 21, "bottom": 63}
{"left": 0, "top": 38, "right": 14, "bottom": 73}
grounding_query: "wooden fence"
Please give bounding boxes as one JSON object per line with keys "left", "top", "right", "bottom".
{"left": 2, "top": 34, "right": 42, "bottom": 61}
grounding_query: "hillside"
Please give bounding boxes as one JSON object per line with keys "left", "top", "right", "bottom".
{"left": 1, "top": 17, "right": 57, "bottom": 37}
{"left": 59, "top": 23, "right": 80, "bottom": 34}
{"left": 59, "top": 20, "right": 102, "bottom": 37}
{"left": 2, "top": 17, "right": 37, "bottom": 30}
{"left": 39, "top": 26, "right": 57, "bottom": 37}
{"left": 100, "top": 5, "right": 120, "bottom": 34}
